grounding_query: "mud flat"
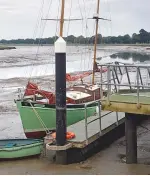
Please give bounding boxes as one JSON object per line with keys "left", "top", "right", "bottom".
{"left": 97, "top": 45, "right": 150, "bottom": 55}
{"left": 0, "top": 46, "right": 16, "bottom": 50}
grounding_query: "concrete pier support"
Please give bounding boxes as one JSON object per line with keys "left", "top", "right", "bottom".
{"left": 125, "top": 113, "right": 137, "bottom": 164}
{"left": 56, "top": 151, "right": 67, "bottom": 164}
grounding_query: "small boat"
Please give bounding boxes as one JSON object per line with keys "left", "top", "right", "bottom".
{"left": 0, "top": 139, "right": 43, "bottom": 160}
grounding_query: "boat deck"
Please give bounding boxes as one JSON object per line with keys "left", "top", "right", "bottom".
{"left": 101, "top": 90, "right": 150, "bottom": 115}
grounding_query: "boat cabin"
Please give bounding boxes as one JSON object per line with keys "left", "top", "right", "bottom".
{"left": 66, "top": 91, "right": 92, "bottom": 104}
{"left": 66, "top": 84, "right": 101, "bottom": 102}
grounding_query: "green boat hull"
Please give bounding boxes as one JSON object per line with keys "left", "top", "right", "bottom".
{"left": 0, "top": 139, "right": 43, "bottom": 159}
{"left": 16, "top": 100, "right": 97, "bottom": 138}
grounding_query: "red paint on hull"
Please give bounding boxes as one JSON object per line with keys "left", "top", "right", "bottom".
{"left": 25, "top": 131, "right": 46, "bottom": 139}
{"left": 25, "top": 130, "right": 56, "bottom": 139}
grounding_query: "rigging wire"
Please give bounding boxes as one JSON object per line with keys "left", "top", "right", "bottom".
{"left": 29, "top": 0, "right": 53, "bottom": 81}
{"left": 0, "top": 0, "right": 45, "bottom": 91}
{"left": 77, "top": 0, "right": 85, "bottom": 73}
{"left": 66, "top": 0, "right": 73, "bottom": 43}
{"left": 24, "top": 0, "right": 45, "bottom": 82}
{"left": 82, "top": 0, "right": 96, "bottom": 83}
{"left": 65, "top": 0, "right": 74, "bottom": 87}
{"left": 82, "top": 0, "right": 87, "bottom": 72}
{"left": 47, "top": 0, "right": 61, "bottom": 91}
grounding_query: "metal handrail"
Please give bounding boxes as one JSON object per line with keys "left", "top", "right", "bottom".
{"left": 99, "top": 63, "right": 150, "bottom": 107}
{"left": 84, "top": 101, "right": 101, "bottom": 144}
{"left": 84, "top": 100, "right": 119, "bottom": 144}
{"left": 99, "top": 64, "right": 150, "bottom": 68}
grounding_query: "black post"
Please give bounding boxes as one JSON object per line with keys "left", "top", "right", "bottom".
{"left": 125, "top": 113, "right": 137, "bottom": 164}
{"left": 55, "top": 37, "right": 67, "bottom": 164}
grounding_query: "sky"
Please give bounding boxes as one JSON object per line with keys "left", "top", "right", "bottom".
{"left": 0, "top": 0, "right": 149, "bottom": 39}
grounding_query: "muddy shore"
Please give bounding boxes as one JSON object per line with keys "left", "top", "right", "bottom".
{"left": 0, "top": 46, "right": 16, "bottom": 50}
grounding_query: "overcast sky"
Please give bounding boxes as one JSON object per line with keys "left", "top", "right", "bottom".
{"left": 0, "top": 0, "right": 149, "bottom": 39}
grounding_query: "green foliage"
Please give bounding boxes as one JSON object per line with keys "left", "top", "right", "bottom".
{"left": 0, "top": 29, "right": 150, "bottom": 45}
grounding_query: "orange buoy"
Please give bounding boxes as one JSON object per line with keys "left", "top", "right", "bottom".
{"left": 51, "top": 132, "right": 56, "bottom": 139}
{"left": 51, "top": 132, "right": 75, "bottom": 140}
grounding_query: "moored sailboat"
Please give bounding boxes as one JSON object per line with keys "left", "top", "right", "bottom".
{"left": 15, "top": 0, "right": 109, "bottom": 139}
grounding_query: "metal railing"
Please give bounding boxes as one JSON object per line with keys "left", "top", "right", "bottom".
{"left": 98, "top": 63, "right": 150, "bottom": 107}
{"left": 84, "top": 100, "right": 119, "bottom": 144}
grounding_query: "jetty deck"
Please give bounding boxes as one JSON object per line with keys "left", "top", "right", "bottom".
{"left": 97, "top": 63, "right": 150, "bottom": 115}
{"left": 67, "top": 111, "right": 124, "bottom": 148}
{"left": 46, "top": 109, "right": 125, "bottom": 150}
{"left": 46, "top": 62, "right": 150, "bottom": 163}
{"left": 101, "top": 90, "right": 150, "bottom": 115}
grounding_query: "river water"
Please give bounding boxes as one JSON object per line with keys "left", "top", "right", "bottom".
{"left": 0, "top": 45, "right": 150, "bottom": 174}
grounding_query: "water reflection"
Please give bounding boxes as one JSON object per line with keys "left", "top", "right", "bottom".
{"left": 110, "top": 52, "right": 150, "bottom": 62}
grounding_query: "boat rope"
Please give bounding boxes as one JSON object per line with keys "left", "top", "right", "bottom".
{"left": 28, "top": 101, "right": 51, "bottom": 134}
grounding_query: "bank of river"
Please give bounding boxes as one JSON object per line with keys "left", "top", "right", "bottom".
{"left": 0, "top": 46, "right": 16, "bottom": 50}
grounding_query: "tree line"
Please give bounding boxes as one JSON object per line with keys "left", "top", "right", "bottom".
{"left": 0, "top": 29, "right": 150, "bottom": 45}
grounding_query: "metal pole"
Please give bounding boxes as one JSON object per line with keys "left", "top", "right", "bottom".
{"left": 115, "top": 62, "right": 122, "bottom": 75}
{"left": 98, "top": 101, "right": 102, "bottom": 135}
{"left": 112, "top": 68, "right": 117, "bottom": 92}
{"left": 137, "top": 67, "right": 140, "bottom": 106}
{"left": 147, "top": 68, "right": 150, "bottom": 77}
{"left": 107, "top": 66, "right": 110, "bottom": 104}
{"left": 116, "top": 112, "right": 119, "bottom": 126}
{"left": 100, "top": 65, "right": 103, "bottom": 99}
{"left": 125, "top": 113, "right": 137, "bottom": 164}
{"left": 114, "top": 66, "right": 120, "bottom": 84}
{"left": 84, "top": 104, "right": 88, "bottom": 144}
{"left": 55, "top": 37, "right": 67, "bottom": 164}
{"left": 125, "top": 66, "right": 132, "bottom": 90}
{"left": 138, "top": 68, "right": 143, "bottom": 89}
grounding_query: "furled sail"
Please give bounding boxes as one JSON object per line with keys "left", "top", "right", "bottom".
{"left": 66, "top": 62, "right": 107, "bottom": 81}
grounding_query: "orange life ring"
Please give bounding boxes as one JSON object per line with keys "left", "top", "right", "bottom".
{"left": 51, "top": 132, "right": 75, "bottom": 140}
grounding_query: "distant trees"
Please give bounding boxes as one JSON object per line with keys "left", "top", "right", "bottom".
{"left": 0, "top": 29, "right": 150, "bottom": 45}
{"left": 132, "top": 29, "right": 150, "bottom": 44}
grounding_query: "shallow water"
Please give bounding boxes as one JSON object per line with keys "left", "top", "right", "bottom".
{"left": 0, "top": 45, "right": 149, "bottom": 80}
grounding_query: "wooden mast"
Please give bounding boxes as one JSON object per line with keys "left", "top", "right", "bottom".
{"left": 60, "top": 0, "right": 65, "bottom": 37}
{"left": 92, "top": 0, "right": 100, "bottom": 85}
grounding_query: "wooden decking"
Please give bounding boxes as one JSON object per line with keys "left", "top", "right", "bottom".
{"left": 101, "top": 90, "right": 150, "bottom": 115}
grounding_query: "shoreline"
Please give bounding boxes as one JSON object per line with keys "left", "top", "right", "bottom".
{"left": 1, "top": 43, "right": 150, "bottom": 46}
{"left": 0, "top": 46, "right": 16, "bottom": 50}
